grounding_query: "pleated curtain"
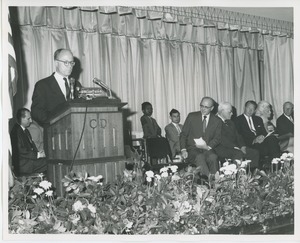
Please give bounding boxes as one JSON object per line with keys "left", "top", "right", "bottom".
{"left": 10, "top": 6, "right": 293, "bottom": 135}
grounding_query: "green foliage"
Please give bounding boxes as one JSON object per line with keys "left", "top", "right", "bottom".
{"left": 8, "top": 156, "right": 294, "bottom": 234}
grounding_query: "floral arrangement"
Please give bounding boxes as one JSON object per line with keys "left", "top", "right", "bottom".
{"left": 8, "top": 153, "right": 294, "bottom": 234}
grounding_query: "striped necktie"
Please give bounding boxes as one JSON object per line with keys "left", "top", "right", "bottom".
{"left": 175, "top": 124, "right": 181, "bottom": 135}
{"left": 248, "top": 117, "right": 256, "bottom": 135}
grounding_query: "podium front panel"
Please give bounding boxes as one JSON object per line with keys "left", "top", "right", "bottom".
{"left": 47, "top": 108, "right": 124, "bottom": 161}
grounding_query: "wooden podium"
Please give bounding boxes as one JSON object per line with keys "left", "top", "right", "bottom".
{"left": 46, "top": 97, "right": 127, "bottom": 196}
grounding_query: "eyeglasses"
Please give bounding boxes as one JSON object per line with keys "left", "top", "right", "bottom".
{"left": 56, "top": 59, "right": 75, "bottom": 67}
{"left": 200, "top": 105, "right": 213, "bottom": 109}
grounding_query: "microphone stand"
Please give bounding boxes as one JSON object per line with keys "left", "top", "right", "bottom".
{"left": 93, "top": 78, "right": 113, "bottom": 99}
{"left": 69, "top": 77, "right": 75, "bottom": 100}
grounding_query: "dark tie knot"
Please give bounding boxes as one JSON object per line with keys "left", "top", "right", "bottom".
{"left": 203, "top": 115, "right": 207, "bottom": 120}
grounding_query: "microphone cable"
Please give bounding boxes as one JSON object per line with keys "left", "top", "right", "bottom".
{"left": 69, "top": 105, "right": 88, "bottom": 171}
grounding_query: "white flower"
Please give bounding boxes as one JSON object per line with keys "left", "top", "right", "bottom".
{"left": 69, "top": 213, "right": 80, "bottom": 225}
{"left": 219, "top": 166, "right": 226, "bottom": 172}
{"left": 87, "top": 204, "right": 96, "bottom": 214}
{"left": 183, "top": 201, "right": 190, "bottom": 208}
{"left": 39, "top": 181, "right": 52, "bottom": 190}
{"left": 227, "top": 164, "right": 237, "bottom": 170}
{"left": 45, "top": 190, "right": 53, "bottom": 197}
{"left": 173, "top": 212, "right": 180, "bottom": 222}
{"left": 145, "top": 170, "right": 154, "bottom": 178}
{"left": 160, "top": 167, "right": 168, "bottom": 173}
{"left": 205, "top": 196, "right": 214, "bottom": 203}
{"left": 161, "top": 172, "right": 168, "bottom": 178}
{"left": 235, "top": 160, "right": 241, "bottom": 165}
{"left": 32, "top": 195, "right": 37, "bottom": 199}
{"left": 72, "top": 200, "right": 86, "bottom": 212}
{"left": 38, "top": 173, "right": 44, "bottom": 180}
{"left": 224, "top": 170, "right": 234, "bottom": 175}
{"left": 155, "top": 174, "right": 161, "bottom": 180}
{"left": 223, "top": 161, "right": 229, "bottom": 167}
{"left": 280, "top": 153, "right": 288, "bottom": 160}
{"left": 287, "top": 153, "right": 294, "bottom": 158}
{"left": 241, "top": 161, "right": 248, "bottom": 168}
{"left": 239, "top": 168, "right": 246, "bottom": 173}
{"left": 170, "top": 165, "right": 178, "bottom": 173}
{"left": 34, "top": 188, "right": 44, "bottom": 195}
{"left": 271, "top": 158, "right": 280, "bottom": 164}
{"left": 87, "top": 175, "right": 103, "bottom": 182}
{"left": 146, "top": 176, "right": 152, "bottom": 182}
{"left": 172, "top": 174, "right": 180, "bottom": 181}
{"left": 126, "top": 221, "right": 133, "bottom": 229}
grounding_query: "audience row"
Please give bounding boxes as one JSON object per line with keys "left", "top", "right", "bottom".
{"left": 141, "top": 99, "right": 294, "bottom": 177}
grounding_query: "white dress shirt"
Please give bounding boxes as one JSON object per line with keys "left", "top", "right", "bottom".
{"left": 54, "top": 72, "right": 69, "bottom": 100}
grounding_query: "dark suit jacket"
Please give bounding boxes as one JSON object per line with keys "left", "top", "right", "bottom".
{"left": 234, "top": 114, "right": 267, "bottom": 147}
{"left": 165, "top": 123, "right": 183, "bottom": 157}
{"left": 31, "top": 73, "right": 68, "bottom": 126}
{"left": 180, "top": 111, "right": 222, "bottom": 151}
{"left": 140, "top": 115, "right": 162, "bottom": 138}
{"left": 214, "top": 118, "right": 245, "bottom": 153}
{"left": 10, "top": 124, "right": 39, "bottom": 175}
{"left": 276, "top": 114, "right": 294, "bottom": 136}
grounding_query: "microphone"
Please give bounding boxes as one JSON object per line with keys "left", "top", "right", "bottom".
{"left": 93, "top": 78, "right": 113, "bottom": 99}
{"left": 69, "top": 77, "right": 75, "bottom": 100}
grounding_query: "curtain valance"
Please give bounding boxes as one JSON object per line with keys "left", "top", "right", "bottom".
{"left": 11, "top": 6, "right": 293, "bottom": 51}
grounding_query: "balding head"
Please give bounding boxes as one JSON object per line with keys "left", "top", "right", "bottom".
{"left": 54, "top": 49, "right": 74, "bottom": 77}
{"left": 218, "top": 102, "right": 232, "bottom": 120}
{"left": 283, "top": 102, "right": 293, "bottom": 116}
{"left": 200, "top": 97, "right": 215, "bottom": 115}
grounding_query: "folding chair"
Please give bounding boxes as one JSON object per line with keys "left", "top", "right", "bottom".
{"left": 145, "top": 137, "right": 173, "bottom": 168}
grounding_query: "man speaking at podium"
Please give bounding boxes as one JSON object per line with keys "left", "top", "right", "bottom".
{"left": 31, "top": 48, "right": 76, "bottom": 126}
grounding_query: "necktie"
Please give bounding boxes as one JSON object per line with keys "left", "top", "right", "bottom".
{"left": 248, "top": 117, "right": 256, "bottom": 135}
{"left": 203, "top": 116, "right": 207, "bottom": 133}
{"left": 64, "top": 77, "right": 70, "bottom": 101}
{"left": 24, "top": 129, "right": 38, "bottom": 152}
{"left": 175, "top": 124, "right": 181, "bottom": 135}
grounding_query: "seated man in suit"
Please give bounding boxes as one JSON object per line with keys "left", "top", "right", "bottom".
{"left": 214, "top": 102, "right": 259, "bottom": 168}
{"left": 10, "top": 108, "right": 47, "bottom": 177}
{"left": 140, "top": 102, "right": 162, "bottom": 138}
{"left": 180, "top": 97, "right": 222, "bottom": 177}
{"left": 234, "top": 100, "right": 280, "bottom": 169}
{"left": 31, "top": 48, "right": 77, "bottom": 126}
{"left": 165, "top": 109, "right": 183, "bottom": 158}
{"left": 276, "top": 101, "right": 294, "bottom": 153}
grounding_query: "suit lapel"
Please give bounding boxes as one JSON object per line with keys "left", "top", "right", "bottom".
{"left": 172, "top": 123, "right": 180, "bottom": 135}
{"left": 49, "top": 74, "right": 66, "bottom": 100}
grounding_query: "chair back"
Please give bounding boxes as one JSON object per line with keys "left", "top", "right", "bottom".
{"left": 146, "top": 137, "right": 173, "bottom": 164}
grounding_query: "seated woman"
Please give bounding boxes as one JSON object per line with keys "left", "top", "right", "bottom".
{"left": 255, "top": 100, "right": 275, "bottom": 133}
